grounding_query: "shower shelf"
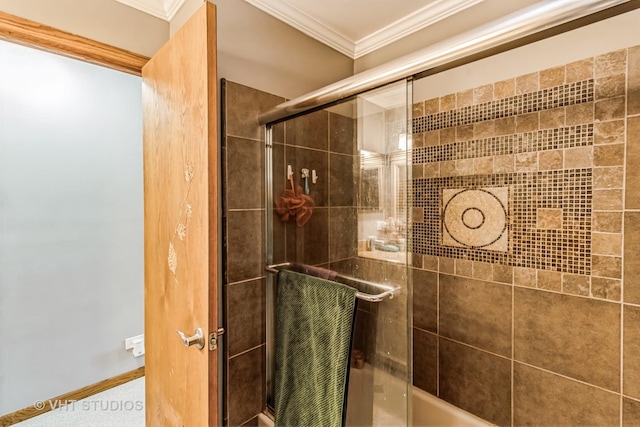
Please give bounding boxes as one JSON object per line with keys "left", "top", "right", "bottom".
{"left": 264, "top": 262, "right": 399, "bottom": 303}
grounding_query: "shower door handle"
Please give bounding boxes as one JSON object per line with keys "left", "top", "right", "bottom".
{"left": 176, "top": 327, "right": 204, "bottom": 350}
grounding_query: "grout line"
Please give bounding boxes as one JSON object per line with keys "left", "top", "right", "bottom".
{"left": 227, "top": 276, "right": 266, "bottom": 286}
{"left": 511, "top": 278, "right": 515, "bottom": 427}
{"left": 620, "top": 50, "right": 629, "bottom": 427}
{"left": 228, "top": 343, "right": 265, "bottom": 360}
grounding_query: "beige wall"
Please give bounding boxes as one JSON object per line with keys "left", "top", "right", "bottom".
{"left": 0, "top": 0, "right": 168, "bottom": 56}
{"left": 414, "top": 8, "right": 640, "bottom": 102}
{"left": 172, "top": 0, "right": 354, "bottom": 100}
{"left": 354, "top": 0, "right": 541, "bottom": 73}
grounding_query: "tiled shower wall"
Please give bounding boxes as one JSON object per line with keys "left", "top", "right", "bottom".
{"left": 411, "top": 46, "right": 640, "bottom": 425}
{"left": 222, "top": 80, "right": 284, "bottom": 426}
{"left": 221, "top": 80, "right": 358, "bottom": 426}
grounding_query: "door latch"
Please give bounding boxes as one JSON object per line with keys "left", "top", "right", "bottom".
{"left": 209, "top": 328, "right": 225, "bottom": 351}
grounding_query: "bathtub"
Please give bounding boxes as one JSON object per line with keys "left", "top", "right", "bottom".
{"left": 257, "top": 364, "right": 492, "bottom": 426}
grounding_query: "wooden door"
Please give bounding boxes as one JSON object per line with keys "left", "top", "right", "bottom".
{"left": 142, "top": 3, "right": 218, "bottom": 426}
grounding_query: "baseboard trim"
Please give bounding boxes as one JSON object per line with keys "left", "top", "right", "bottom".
{"left": 0, "top": 366, "right": 145, "bottom": 427}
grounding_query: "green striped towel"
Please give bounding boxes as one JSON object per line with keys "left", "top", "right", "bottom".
{"left": 275, "top": 269, "right": 358, "bottom": 427}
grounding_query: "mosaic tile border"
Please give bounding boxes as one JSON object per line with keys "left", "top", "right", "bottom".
{"left": 413, "top": 169, "right": 592, "bottom": 274}
{"left": 413, "top": 80, "right": 594, "bottom": 133}
{"left": 413, "top": 124, "right": 593, "bottom": 164}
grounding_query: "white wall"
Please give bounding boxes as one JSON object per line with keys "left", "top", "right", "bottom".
{"left": 0, "top": 0, "right": 168, "bottom": 57}
{"left": 413, "top": 8, "right": 640, "bottom": 102}
{"left": 0, "top": 39, "right": 144, "bottom": 415}
{"left": 172, "top": 0, "right": 354, "bottom": 100}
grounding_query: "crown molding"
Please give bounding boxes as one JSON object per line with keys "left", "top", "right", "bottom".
{"left": 243, "top": 0, "right": 355, "bottom": 57}
{"left": 353, "top": 0, "right": 485, "bottom": 58}
{"left": 114, "top": 0, "right": 186, "bottom": 21}
{"left": 244, "top": 0, "right": 484, "bottom": 59}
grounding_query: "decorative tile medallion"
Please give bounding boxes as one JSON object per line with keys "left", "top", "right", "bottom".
{"left": 442, "top": 188, "right": 508, "bottom": 251}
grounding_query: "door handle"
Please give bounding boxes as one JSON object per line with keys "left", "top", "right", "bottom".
{"left": 176, "top": 327, "right": 204, "bottom": 350}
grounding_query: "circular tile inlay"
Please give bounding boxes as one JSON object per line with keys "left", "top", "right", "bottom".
{"left": 443, "top": 188, "right": 507, "bottom": 248}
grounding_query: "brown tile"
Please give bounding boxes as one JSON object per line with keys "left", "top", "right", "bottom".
{"left": 625, "top": 212, "right": 640, "bottom": 304}
{"left": 595, "top": 97, "right": 626, "bottom": 122}
{"left": 562, "top": 274, "right": 590, "bottom": 296}
{"left": 623, "top": 397, "right": 640, "bottom": 427}
{"left": 593, "top": 166, "right": 624, "bottom": 189}
{"left": 592, "top": 232, "right": 622, "bottom": 256}
{"left": 593, "top": 144, "right": 624, "bottom": 166}
{"left": 413, "top": 329, "right": 437, "bottom": 395}
{"left": 329, "top": 112, "right": 356, "bottom": 155}
{"left": 536, "top": 270, "right": 561, "bottom": 292}
{"left": 539, "top": 107, "right": 565, "bottom": 129}
{"left": 627, "top": 117, "right": 640, "bottom": 209}
{"left": 493, "top": 264, "right": 513, "bottom": 284}
{"left": 228, "top": 347, "right": 265, "bottom": 426}
{"left": 226, "top": 210, "right": 264, "bottom": 283}
{"left": 412, "top": 132, "right": 425, "bottom": 148}
{"left": 473, "top": 262, "right": 493, "bottom": 281}
{"left": 439, "top": 257, "right": 455, "bottom": 274}
{"left": 540, "top": 66, "right": 565, "bottom": 89}
{"left": 226, "top": 137, "right": 264, "bottom": 210}
{"left": 456, "top": 125, "right": 474, "bottom": 142}
{"left": 514, "top": 363, "right": 620, "bottom": 427}
{"left": 592, "top": 277, "right": 621, "bottom": 301}
{"left": 456, "top": 89, "right": 473, "bottom": 108}
{"left": 224, "top": 80, "right": 284, "bottom": 140}
{"left": 474, "top": 157, "right": 493, "bottom": 175}
{"left": 440, "top": 127, "right": 456, "bottom": 145}
{"left": 329, "top": 208, "right": 357, "bottom": 260}
{"left": 538, "top": 149, "right": 563, "bottom": 170}
{"left": 593, "top": 189, "right": 623, "bottom": 210}
{"left": 413, "top": 101, "right": 424, "bottom": 118}
{"left": 514, "top": 287, "right": 621, "bottom": 391}
{"left": 286, "top": 145, "right": 329, "bottom": 206}
{"left": 440, "top": 339, "right": 511, "bottom": 426}
{"left": 593, "top": 211, "right": 622, "bottom": 233}
{"left": 596, "top": 73, "right": 626, "bottom": 100}
{"left": 494, "top": 155, "right": 515, "bottom": 173}
{"left": 536, "top": 208, "right": 562, "bottom": 230}
{"left": 423, "top": 162, "right": 440, "bottom": 178}
{"left": 595, "top": 49, "right": 627, "bottom": 77}
{"left": 424, "top": 98, "right": 439, "bottom": 114}
{"left": 629, "top": 46, "right": 640, "bottom": 116}
{"left": 455, "top": 259, "right": 473, "bottom": 277}
{"left": 514, "top": 267, "right": 536, "bottom": 288}
{"left": 473, "top": 84, "right": 493, "bottom": 104}
{"left": 565, "top": 102, "right": 593, "bottom": 125}
{"left": 413, "top": 269, "right": 437, "bottom": 333}
{"left": 516, "top": 112, "right": 539, "bottom": 133}
{"left": 424, "top": 130, "right": 440, "bottom": 146}
{"left": 440, "top": 274, "right": 512, "bottom": 356}
{"left": 516, "top": 72, "right": 539, "bottom": 94}
{"left": 240, "top": 416, "right": 258, "bottom": 426}
{"left": 440, "top": 160, "right": 456, "bottom": 177}
{"left": 564, "top": 146, "right": 593, "bottom": 169}
{"left": 285, "top": 208, "right": 329, "bottom": 266}
{"left": 423, "top": 255, "right": 439, "bottom": 272}
{"left": 329, "top": 153, "right": 356, "bottom": 206}
{"left": 595, "top": 120, "right": 625, "bottom": 145}
{"left": 227, "top": 279, "right": 265, "bottom": 355}
{"left": 515, "top": 152, "right": 537, "bottom": 172}
{"left": 626, "top": 305, "right": 640, "bottom": 399}
{"left": 494, "top": 78, "right": 515, "bottom": 99}
{"left": 412, "top": 254, "right": 424, "bottom": 269}
{"left": 494, "top": 116, "right": 515, "bottom": 136}
{"left": 412, "top": 164, "right": 424, "bottom": 179}
{"left": 592, "top": 255, "right": 622, "bottom": 279}
{"left": 285, "top": 110, "right": 329, "bottom": 150}
{"left": 473, "top": 120, "right": 495, "bottom": 139}
{"left": 440, "top": 94, "right": 456, "bottom": 111}
{"left": 566, "top": 58, "right": 594, "bottom": 83}
{"left": 456, "top": 159, "right": 474, "bottom": 175}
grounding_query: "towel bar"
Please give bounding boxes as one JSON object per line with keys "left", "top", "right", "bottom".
{"left": 265, "top": 262, "right": 399, "bottom": 303}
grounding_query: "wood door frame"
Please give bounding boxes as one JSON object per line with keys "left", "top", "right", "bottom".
{"left": 0, "top": 10, "right": 149, "bottom": 75}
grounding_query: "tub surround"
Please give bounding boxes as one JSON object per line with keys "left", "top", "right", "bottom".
{"left": 411, "top": 45, "right": 640, "bottom": 425}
